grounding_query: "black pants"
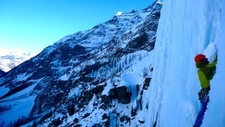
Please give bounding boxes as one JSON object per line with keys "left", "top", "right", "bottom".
{"left": 198, "top": 87, "right": 210, "bottom": 102}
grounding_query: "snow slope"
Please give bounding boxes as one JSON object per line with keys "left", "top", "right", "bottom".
{"left": 146, "top": 0, "right": 225, "bottom": 127}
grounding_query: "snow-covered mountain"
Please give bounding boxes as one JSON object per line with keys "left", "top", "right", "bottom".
{"left": 0, "top": 2, "right": 161, "bottom": 126}
{"left": 1, "top": 0, "right": 224, "bottom": 126}
{"left": 0, "top": 49, "right": 35, "bottom": 72}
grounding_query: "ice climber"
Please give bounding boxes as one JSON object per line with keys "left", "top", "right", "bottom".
{"left": 193, "top": 54, "right": 217, "bottom": 127}
{"left": 194, "top": 54, "right": 217, "bottom": 102}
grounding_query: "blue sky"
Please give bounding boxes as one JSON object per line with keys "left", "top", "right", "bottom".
{"left": 0, "top": 0, "right": 155, "bottom": 53}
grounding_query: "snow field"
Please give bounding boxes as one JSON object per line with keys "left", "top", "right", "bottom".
{"left": 0, "top": 79, "right": 42, "bottom": 126}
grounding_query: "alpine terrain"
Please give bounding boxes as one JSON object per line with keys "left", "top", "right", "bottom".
{"left": 0, "top": 2, "right": 162, "bottom": 126}
{"left": 1, "top": 0, "right": 225, "bottom": 126}
{"left": 0, "top": 49, "right": 34, "bottom": 72}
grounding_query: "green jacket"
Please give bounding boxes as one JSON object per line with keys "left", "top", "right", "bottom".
{"left": 196, "top": 58, "right": 217, "bottom": 88}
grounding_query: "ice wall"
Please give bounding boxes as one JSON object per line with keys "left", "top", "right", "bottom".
{"left": 203, "top": 1, "right": 225, "bottom": 127}
{"left": 147, "top": 0, "right": 224, "bottom": 126}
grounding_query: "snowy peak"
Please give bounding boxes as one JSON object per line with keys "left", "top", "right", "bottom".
{"left": 0, "top": 49, "right": 35, "bottom": 72}
{"left": 115, "top": 11, "right": 123, "bottom": 16}
{"left": 0, "top": 49, "right": 34, "bottom": 72}
{"left": 156, "top": 0, "right": 163, "bottom": 5}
